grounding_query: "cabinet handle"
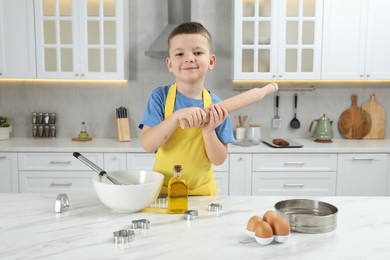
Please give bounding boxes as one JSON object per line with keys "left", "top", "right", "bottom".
{"left": 360, "top": 75, "right": 364, "bottom": 77}
{"left": 284, "top": 161, "right": 305, "bottom": 166}
{"left": 366, "top": 74, "right": 370, "bottom": 78}
{"left": 50, "top": 183, "right": 73, "bottom": 187}
{"left": 352, "top": 157, "right": 374, "bottom": 161}
{"left": 272, "top": 75, "right": 276, "bottom": 78}
{"left": 50, "top": 161, "right": 72, "bottom": 164}
{"left": 0, "top": 156, "right": 6, "bottom": 159}
{"left": 75, "top": 74, "right": 79, "bottom": 77}
{"left": 284, "top": 183, "right": 304, "bottom": 188}
{"left": 111, "top": 156, "right": 118, "bottom": 160}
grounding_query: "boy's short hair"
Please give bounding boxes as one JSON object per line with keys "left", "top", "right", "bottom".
{"left": 167, "top": 22, "right": 212, "bottom": 53}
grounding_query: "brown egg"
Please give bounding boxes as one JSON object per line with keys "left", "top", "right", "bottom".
{"left": 254, "top": 220, "right": 273, "bottom": 238}
{"left": 270, "top": 217, "right": 291, "bottom": 236}
{"left": 247, "top": 215, "right": 263, "bottom": 232}
{"left": 263, "top": 210, "right": 279, "bottom": 224}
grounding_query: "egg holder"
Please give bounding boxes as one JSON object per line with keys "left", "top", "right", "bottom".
{"left": 246, "top": 210, "right": 290, "bottom": 246}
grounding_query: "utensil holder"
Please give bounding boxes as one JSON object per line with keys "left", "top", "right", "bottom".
{"left": 116, "top": 118, "right": 130, "bottom": 142}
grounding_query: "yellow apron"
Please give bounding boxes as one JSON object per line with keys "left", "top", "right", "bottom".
{"left": 153, "top": 83, "right": 217, "bottom": 196}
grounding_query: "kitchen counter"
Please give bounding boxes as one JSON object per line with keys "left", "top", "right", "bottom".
{"left": 1, "top": 193, "right": 390, "bottom": 259}
{"left": 1, "top": 137, "right": 390, "bottom": 153}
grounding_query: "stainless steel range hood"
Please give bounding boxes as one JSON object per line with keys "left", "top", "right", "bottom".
{"left": 145, "top": 0, "right": 191, "bottom": 58}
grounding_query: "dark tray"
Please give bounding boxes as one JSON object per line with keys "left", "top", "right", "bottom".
{"left": 262, "top": 139, "right": 303, "bottom": 148}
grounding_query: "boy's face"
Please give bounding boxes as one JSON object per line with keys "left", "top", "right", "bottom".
{"left": 166, "top": 34, "right": 216, "bottom": 85}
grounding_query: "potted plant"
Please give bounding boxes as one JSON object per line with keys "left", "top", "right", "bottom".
{"left": 0, "top": 116, "right": 12, "bottom": 140}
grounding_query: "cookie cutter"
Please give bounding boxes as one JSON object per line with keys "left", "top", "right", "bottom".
{"left": 184, "top": 210, "right": 198, "bottom": 220}
{"left": 55, "top": 194, "right": 69, "bottom": 213}
{"left": 130, "top": 219, "right": 150, "bottom": 229}
{"left": 208, "top": 203, "right": 222, "bottom": 212}
{"left": 113, "top": 229, "right": 135, "bottom": 244}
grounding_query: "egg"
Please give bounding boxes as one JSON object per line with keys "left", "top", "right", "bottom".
{"left": 269, "top": 217, "right": 291, "bottom": 243}
{"left": 246, "top": 215, "right": 263, "bottom": 238}
{"left": 263, "top": 210, "right": 279, "bottom": 224}
{"left": 254, "top": 220, "right": 274, "bottom": 245}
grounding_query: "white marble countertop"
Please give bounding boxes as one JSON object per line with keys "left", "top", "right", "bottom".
{"left": 1, "top": 137, "right": 390, "bottom": 153}
{"left": 1, "top": 193, "right": 390, "bottom": 259}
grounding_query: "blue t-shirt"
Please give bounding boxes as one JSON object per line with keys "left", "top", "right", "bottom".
{"left": 139, "top": 85, "right": 234, "bottom": 144}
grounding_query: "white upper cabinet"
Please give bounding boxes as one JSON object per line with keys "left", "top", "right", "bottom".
{"left": 233, "top": 0, "right": 323, "bottom": 80}
{"left": 34, "top": 0, "right": 126, "bottom": 80}
{"left": 0, "top": 0, "right": 36, "bottom": 78}
{"left": 322, "top": 0, "right": 390, "bottom": 80}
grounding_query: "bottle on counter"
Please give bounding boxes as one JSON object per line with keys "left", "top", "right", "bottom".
{"left": 168, "top": 165, "right": 188, "bottom": 214}
{"left": 79, "top": 122, "right": 89, "bottom": 139}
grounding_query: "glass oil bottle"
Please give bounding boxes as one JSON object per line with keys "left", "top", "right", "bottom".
{"left": 168, "top": 165, "right": 188, "bottom": 214}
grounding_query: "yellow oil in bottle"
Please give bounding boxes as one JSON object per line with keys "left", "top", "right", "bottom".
{"left": 168, "top": 165, "right": 188, "bottom": 214}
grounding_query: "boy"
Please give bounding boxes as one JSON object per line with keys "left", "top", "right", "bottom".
{"left": 139, "top": 22, "right": 234, "bottom": 195}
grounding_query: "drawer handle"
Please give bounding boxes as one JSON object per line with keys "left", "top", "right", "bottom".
{"left": 0, "top": 156, "right": 6, "bottom": 159}
{"left": 352, "top": 157, "right": 374, "bottom": 161}
{"left": 50, "top": 183, "right": 73, "bottom": 187}
{"left": 50, "top": 161, "right": 72, "bottom": 164}
{"left": 284, "top": 161, "right": 305, "bottom": 166}
{"left": 284, "top": 183, "right": 304, "bottom": 188}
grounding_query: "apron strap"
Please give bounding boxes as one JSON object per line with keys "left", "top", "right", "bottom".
{"left": 164, "top": 83, "right": 212, "bottom": 119}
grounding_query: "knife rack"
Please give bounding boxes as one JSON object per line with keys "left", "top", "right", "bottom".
{"left": 117, "top": 118, "right": 130, "bottom": 142}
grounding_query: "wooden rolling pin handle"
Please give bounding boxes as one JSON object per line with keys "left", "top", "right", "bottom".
{"left": 179, "top": 83, "right": 278, "bottom": 129}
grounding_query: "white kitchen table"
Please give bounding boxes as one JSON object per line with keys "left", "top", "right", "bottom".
{"left": 0, "top": 193, "right": 389, "bottom": 259}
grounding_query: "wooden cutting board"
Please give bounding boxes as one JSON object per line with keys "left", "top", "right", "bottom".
{"left": 338, "top": 95, "right": 372, "bottom": 139}
{"left": 362, "top": 92, "right": 386, "bottom": 139}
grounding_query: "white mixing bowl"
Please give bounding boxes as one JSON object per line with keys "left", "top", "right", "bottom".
{"left": 93, "top": 170, "right": 164, "bottom": 213}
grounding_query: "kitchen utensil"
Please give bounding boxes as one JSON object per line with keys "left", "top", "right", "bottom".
{"left": 184, "top": 210, "right": 198, "bottom": 220}
{"left": 362, "top": 92, "right": 386, "bottom": 139}
{"left": 274, "top": 199, "right": 338, "bottom": 234}
{"left": 338, "top": 95, "right": 372, "bottom": 139}
{"left": 113, "top": 229, "right": 135, "bottom": 244}
{"left": 309, "top": 114, "right": 334, "bottom": 142}
{"left": 93, "top": 170, "right": 164, "bottom": 213}
{"left": 55, "top": 194, "right": 69, "bottom": 213}
{"left": 179, "top": 83, "right": 278, "bottom": 128}
{"left": 262, "top": 139, "right": 303, "bottom": 148}
{"left": 73, "top": 152, "right": 122, "bottom": 185}
{"left": 290, "top": 93, "right": 300, "bottom": 129}
{"left": 272, "top": 93, "right": 282, "bottom": 128}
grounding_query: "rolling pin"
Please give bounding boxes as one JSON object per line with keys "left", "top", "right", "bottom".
{"left": 179, "top": 82, "right": 278, "bottom": 128}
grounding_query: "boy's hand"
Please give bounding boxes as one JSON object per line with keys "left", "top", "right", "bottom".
{"left": 202, "top": 104, "right": 228, "bottom": 132}
{"left": 176, "top": 107, "right": 207, "bottom": 128}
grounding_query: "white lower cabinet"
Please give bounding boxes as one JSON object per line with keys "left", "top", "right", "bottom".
{"left": 214, "top": 158, "right": 229, "bottom": 196}
{"left": 18, "top": 153, "right": 103, "bottom": 193}
{"left": 104, "top": 153, "right": 127, "bottom": 171}
{"left": 251, "top": 154, "right": 337, "bottom": 196}
{"left": 0, "top": 153, "right": 18, "bottom": 192}
{"left": 337, "top": 154, "right": 388, "bottom": 196}
{"left": 229, "top": 154, "right": 252, "bottom": 195}
{"left": 126, "top": 153, "right": 155, "bottom": 170}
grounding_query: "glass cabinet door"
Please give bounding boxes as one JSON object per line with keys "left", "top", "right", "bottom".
{"left": 35, "top": 0, "right": 79, "bottom": 78}
{"left": 278, "top": 0, "right": 323, "bottom": 79}
{"left": 234, "top": 0, "right": 278, "bottom": 80}
{"left": 234, "top": 0, "right": 323, "bottom": 80}
{"left": 35, "top": 0, "right": 124, "bottom": 79}
{"left": 79, "top": 0, "right": 124, "bottom": 79}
